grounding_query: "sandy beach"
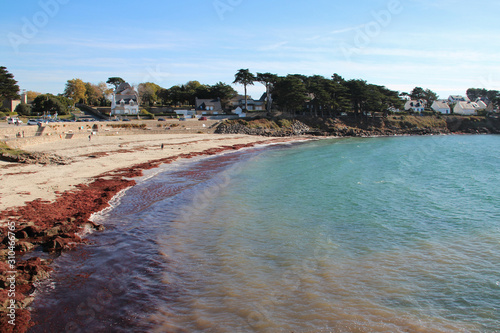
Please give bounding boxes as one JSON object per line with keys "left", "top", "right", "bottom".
{"left": 0, "top": 131, "right": 286, "bottom": 214}
{"left": 0, "top": 124, "right": 308, "bottom": 331}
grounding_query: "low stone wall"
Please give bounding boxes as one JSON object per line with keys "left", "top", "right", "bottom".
{"left": 1, "top": 119, "right": 221, "bottom": 148}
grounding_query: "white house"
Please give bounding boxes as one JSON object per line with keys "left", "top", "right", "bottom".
{"left": 233, "top": 106, "right": 246, "bottom": 118}
{"left": 475, "top": 99, "right": 487, "bottom": 111}
{"left": 431, "top": 100, "right": 451, "bottom": 114}
{"left": 111, "top": 82, "right": 139, "bottom": 115}
{"left": 405, "top": 100, "right": 426, "bottom": 112}
{"left": 454, "top": 101, "right": 478, "bottom": 115}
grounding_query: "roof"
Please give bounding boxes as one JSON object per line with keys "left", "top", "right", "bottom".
{"left": 448, "top": 95, "right": 468, "bottom": 102}
{"left": 115, "top": 94, "right": 137, "bottom": 101}
{"left": 405, "top": 100, "right": 426, "bottom": 109}
{"left": 456, "top": 101, "right": 478, "bottom": 110}
{"left": 195, "top": 98, "right": 222, "bottom": 110}
{"left": 115, "top": 82, "right": 132, "bottom": 94}
{"left": 432, "top": 100, "right": 450, "bottom": 109}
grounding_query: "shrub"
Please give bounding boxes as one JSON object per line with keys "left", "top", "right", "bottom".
{"left": 14, "top": 103, "right": 32, "bottom": 116}
{"left": 277, "top": 119, "right": 292, "bottom": 128}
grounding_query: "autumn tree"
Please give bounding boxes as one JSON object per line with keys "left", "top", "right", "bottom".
{"left": 85, "top": 82, "right": 104, "bottom": 106}
{"left": 26, "top": 91, "right": 41, "bottom": 102}
{"left": 64, "top": 78, "right": 86, "bottom": 104}
{"left": 0, "top": 66, "right": 20, "bottom": 100}
{"left": 138, "top": 82, "right": 162, "bottom": 106}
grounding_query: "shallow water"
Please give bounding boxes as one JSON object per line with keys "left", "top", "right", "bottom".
{"left": 30, "top": 135, "right": 500, "bottom": 332}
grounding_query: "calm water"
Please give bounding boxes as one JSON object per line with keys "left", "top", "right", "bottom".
{"left": 30, "top": 135, "right": 500, "bottom": 333}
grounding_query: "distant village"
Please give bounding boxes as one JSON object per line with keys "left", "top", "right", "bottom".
{"left": 405, "top": 95, "right": 493, "bottom": 116}
{"left": 2, "top": 68, "right": 499, "bottom": 121}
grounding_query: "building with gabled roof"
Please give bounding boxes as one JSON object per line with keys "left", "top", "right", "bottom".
{"left": 195, "top": 97, "right": 223, "bottom": 113}
{"left": 230, "top": 95, "right": 265, "bottom": 111}
{"left": 454, "top": 101, "right": 479, "bottom": 115}
{"left": 111, "top": 82, "right": 139, "bottom": 115}
{"left": 405, "top": 100, "right": 426, "bottom": 112}
{"left": 431, "top": 100, "right": 451, "bottom": 114}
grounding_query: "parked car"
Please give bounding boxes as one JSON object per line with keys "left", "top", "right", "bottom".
{"left": 122, "top": 118, "right": 131, "bottom": 121}
{"left": 7, "top": 117, "right": 22, "bottom": 124}
{"left": 179, "top": 117, "right": 186, "bottom": 121}
{"left": 199, "top": 116, "right": 208, "bottom": 121}
{"left": 27, "top": 119, "right": 40, "bottom": 125}
{"left": 158, "top": 118, "right": 166, "bottom": 121}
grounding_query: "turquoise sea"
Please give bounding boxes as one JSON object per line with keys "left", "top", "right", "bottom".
{"left": 30, "top": 135, "right": 500, "bottom": 332}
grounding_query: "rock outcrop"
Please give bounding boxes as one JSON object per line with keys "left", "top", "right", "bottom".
{"left": 0, "top": 152, "right": 71, "bottom": 165}
{"left": 215, "top": 119, "right": 310, "bottom": 136}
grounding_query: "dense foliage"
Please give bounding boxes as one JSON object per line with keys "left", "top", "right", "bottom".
{"left": 0, "top": 66, "right": 20, "bottom": 100}
{"left": 466, "top": 88, "right": 500, "bottom": 107}
{"left": 14, "top": 103, "right": 32, "bottom": 116}
{"left": 32, "top": 94, "right": 69, "bottom": 115}
{"left": 265, "top": 73, "right": 405, "bottom": 117}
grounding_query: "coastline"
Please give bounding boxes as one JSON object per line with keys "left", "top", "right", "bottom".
{"left": 1, "top": 125, "right": 496, "bottom": 332}
{"left": 0, "top": 132, "right": 311, "bottom": 332}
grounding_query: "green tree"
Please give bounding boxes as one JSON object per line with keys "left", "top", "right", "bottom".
{"left": 106, "top": 77, "right": 125, "bottom": 90}
{"left": 32, "top": 94, "right": 68, "bottom": 116}
{"left": 345, "top": 79, "right": 370, "bottom": 117}
{"left": 194, "top": 84, "right": 212, "bottom": 100}
{"left": 64, "top": 78, "right": 86, "bottom": 104}
{"left": 410, "top": 87, "right": 438, "bottom": 109}
{"left": 14, "top": 103, "right": 32, "bottom": 116}
{"left": 210, "top": 82, "right": 238, "bottom": 109}
{"left": 273, "top": 75, "right": 309, "bottom": 115}
{"left": 256, "top": 72, "right": 278, "bottom": 112}
{"left": 466, "top": 88, "right": 499, "bottom": 104}
{"left": 233, "top": 69, "right": 256, "bottom": 111}
{"left": 305, "top": 75, "right": 332, "bottom": 117}
{"left": 330, "top": 74, "right": 350, "bottom": 116}
{"left": 0, "top": 66, "right": 20, "bottom": 100}
{"left": 410, "top": 87, "right": 426, "bottom": 100}
{"left": 423, "top": 89, "right": 438, "bottom": 108}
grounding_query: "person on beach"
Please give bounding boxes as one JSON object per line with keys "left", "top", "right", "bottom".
{"left": 161, "top": 143, "right": 164, "bottom": 150}
{"left": 89, "top": 135, "right": 91, "bottom": 141}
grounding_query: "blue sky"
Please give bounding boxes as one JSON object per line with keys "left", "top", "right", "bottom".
{"left": 1, "top": 0, "right": 499, "bottom": 99}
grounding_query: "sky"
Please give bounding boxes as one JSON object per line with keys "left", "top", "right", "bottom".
{"left": 1, "top": 0, "right": 500, "bottom": 99}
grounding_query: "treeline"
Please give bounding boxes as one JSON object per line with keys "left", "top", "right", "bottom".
{"left": 2, "top": 65, "right": 500, "bottom": 118}
{"left": 136, "top": 81, "right": 238, "bottom": 108}
{"left": 233, "top": 69, "right": 500, "bottom": 117}
{"left": 233, "top": 69, "right": 435, "bottom": 117}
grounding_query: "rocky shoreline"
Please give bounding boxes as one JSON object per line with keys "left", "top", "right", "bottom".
{"left": 214, "top": 115, "right": 500, "bottom": 137}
